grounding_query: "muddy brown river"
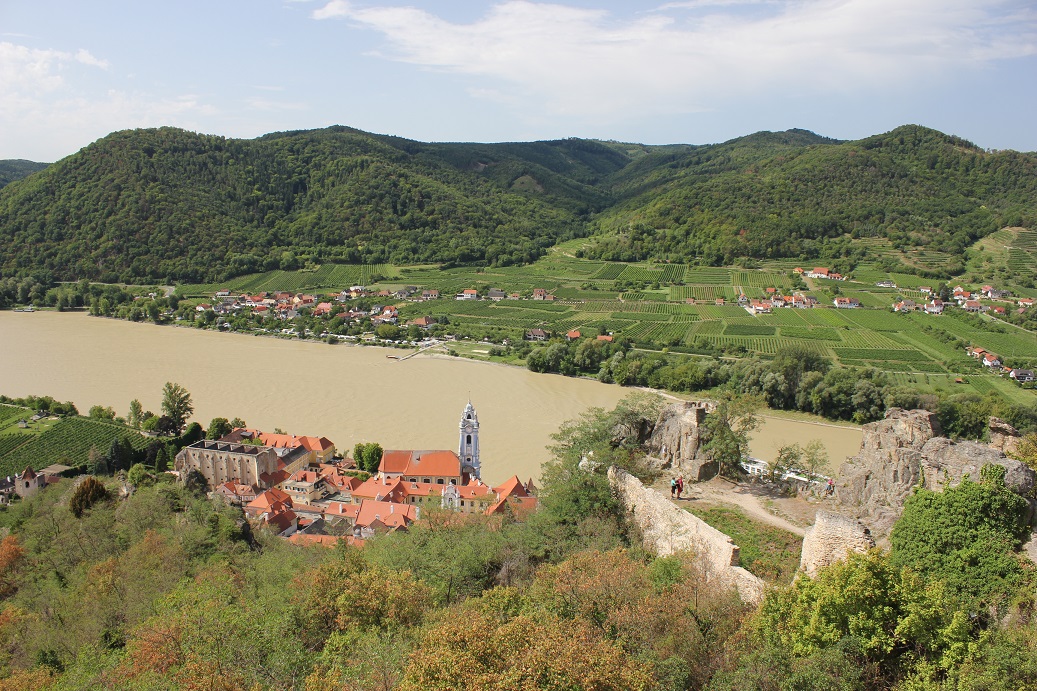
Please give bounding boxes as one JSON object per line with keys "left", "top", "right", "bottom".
{"left": 0, "top": 312, "right": 862, "bottom": 482}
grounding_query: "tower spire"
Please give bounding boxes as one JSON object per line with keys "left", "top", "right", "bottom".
{"left": 458, "top": 400, "right": 480, "bottom": 480}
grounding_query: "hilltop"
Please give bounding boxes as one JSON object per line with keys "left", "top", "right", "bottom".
{"left": 0, "top": 124, "right": 1035, "bottom": 284}
{"left": 0, "top": 159, "right": 48, "bottom": 189}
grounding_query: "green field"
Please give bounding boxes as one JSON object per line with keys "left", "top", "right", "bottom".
{"left": 172, "top": 251, "right": 1037, "bottom": 404}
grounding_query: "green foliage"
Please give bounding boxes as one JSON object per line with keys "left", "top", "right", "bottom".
{"left": 889, "top": 466, "right": 1031, "bottom": 610}
{"left": 69, "top": 476, "right": 110, "bottom": 518}
{"left": 352, "top": 442, "right": 383, "bottom": 474}
{"left": 758, "top": 551, "right": 972, "bottom": 683}
{"left": 702, "top": 393, "right": 761, "bottom": 478}
{"left": 686, "top": 505, "right": 802, "bottom": 582}
{"left": 205, "top": 416, "right": 232, "bottom": 440}
{"left": 160, "top": 382, "right": 193, "bottom": 435}
{"left": 0, "top": 159, "right": 48, "bottom": 189}
{"left": 0, "top": 416, "right": 149, "bottom": 477}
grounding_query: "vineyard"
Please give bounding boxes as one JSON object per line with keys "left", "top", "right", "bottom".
{"left": 161, "top": 252, "right": 1037, "bottom": 405}
{"left": 0, "top": 417, "right": 151, "bottom": 477}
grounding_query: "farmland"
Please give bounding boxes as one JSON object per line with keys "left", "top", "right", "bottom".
{"left": 0, "top": 409, "right": 151, "bottom": 476}
{"left": 176, "top": 247, "right": 1037, "bottom": 404}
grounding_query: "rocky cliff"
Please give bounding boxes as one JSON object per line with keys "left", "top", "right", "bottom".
{"left": 836, "top": 408, "right": 1036, "bottom": 537}
{"left": 642, "top": 401, "right": 718, "bottom": 480}
{"left": 799, "top": 510, "right": 875, "bottom": 578}
{"left": 608, "top": 466, "right": 764, "bottom": 603}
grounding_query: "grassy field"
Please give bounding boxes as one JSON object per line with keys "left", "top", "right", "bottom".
{"left": 686, "top": 505, "right": 802, "bottom": 583}
{"left": 175, "top": 248, "right": 1037, "bottom": 404}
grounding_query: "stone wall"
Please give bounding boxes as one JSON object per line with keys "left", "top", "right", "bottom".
{"left": 608, "top": 466, "right": 764, "bottom": 603}
{"left": 644, "top": 401, "right": 718, "bottom": 480}
{"left": 798, "top": 510, "right": 875, "bottom": 578}
{"left": 837, "top": 408, "right": 1036, "bottom": 538}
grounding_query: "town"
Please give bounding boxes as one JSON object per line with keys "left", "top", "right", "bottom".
{"left": 173, "top": 400, "right": 537, "bottom": 545}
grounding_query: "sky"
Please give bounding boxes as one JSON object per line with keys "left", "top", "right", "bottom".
{"left": 1, "top": 0, "right": 1036, "bottom": 162}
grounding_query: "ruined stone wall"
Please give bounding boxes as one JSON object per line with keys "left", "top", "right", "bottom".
{"left": 608, "top": 466, "right": 764, "bottom": 604}
{"left": 799, "top": 510, "right": 875, "bottom": 578}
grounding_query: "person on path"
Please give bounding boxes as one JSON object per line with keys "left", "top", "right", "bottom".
{"left": 826, "top": 478, "right": 835, "bottom": 497}
{"left": 670, "top": 477, "right": 677, "bottom": 498}
{"left": 676, "top": 475, "right": 684, "bottom": 500}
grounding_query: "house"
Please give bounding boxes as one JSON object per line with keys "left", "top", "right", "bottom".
{"left": 748, "top": 299, "right": 772, "bottom": 314}
{"left": 196, "top": 303, "right": 212, "bottom": 312}
{"left": 993, "top": 306, "right": 1007, "bottom": 315}
{"left": 893, "top": 299, "right": 917, "bottom": 312}
{"left": 352, "top": 500, "right": 419, "bottom": 539}
{"left": 737, "top": 294, "right": 749, "bottom": 305}
{"left": 793, "top": 267, "right": 805, "bottom": 274}
{"left": 565, "top": 329, "right": 581, "bottom": 341}
{"left": 983, "top": 353, "right": 1002, "bottom": 368}
{"left": 421, "top": 289, "right": 440, "bottom": 300}
{"left": 1009, "top": 369, "right": 1036, "bottom": 383}
{"left": 487, "top": 289, "right": 507, "bottom": 301}
{"left": 596, "top": 334, "right": 614, "bottom": 343}
{"left": 409, "top": 316, "right": 437, "bottom": 328}
{"left": 919, "top": 287, "right": 932, "bottom": 294}
{"left": 214, "top": 481, "right": 258, "bottom": 506}
{"left": 968, "top": 347, "right": 987, "bottom": 359}
{"left": 715, "top": 298, "right": 726, "bottom": 306}
{"left": 532, "top": 288, "right": 548, "bottom": 300}
{"left": 456, "top": 289, "right": 479, "bottom": 300}
{"left": 924, "top": 299, "right": 945, "bottom": 314}
{"left": 876, "top": 280, "right": 897, "bottom": 289}
{"left": 833, "top": 297, "right": 860, "bottom": 309}
{"left": 807, "top": 267, "right": 830, "bottom": 279}
{"left": 1019, "top": 298, "right": 1035, "bottom": 307}
{"left": 12, "top": 467, "right": 45, "bottom": 500}
{"left": 283, "top": 470, "right": 333, "bottom": 505}
{"left": 312, "top": 302, "right": 333, "bottom": 317}
{"left": 223, "top": 429, "right": 337, "bottom": 466}
{"left": 962, "top": 300, "right": 986, "bottom": 313}
{"left": 526, "top": 328, "right": 548, "bottom": 341}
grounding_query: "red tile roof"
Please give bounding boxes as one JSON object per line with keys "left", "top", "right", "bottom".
{"left": 379, "top": 450, "right": 462, "bottom": 478}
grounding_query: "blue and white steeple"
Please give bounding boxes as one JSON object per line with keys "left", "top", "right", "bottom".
{"left": 458, "top": 400, "right": 481, "bottom": 479}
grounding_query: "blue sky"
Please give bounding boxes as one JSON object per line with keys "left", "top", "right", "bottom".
{"left": 2, "top": 0, "right": 1035, "bottom": 161}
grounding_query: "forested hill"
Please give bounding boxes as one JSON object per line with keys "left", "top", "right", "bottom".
{"left": 0, "top": 159, "right": 49, "bottom": 189}
{"left": 587, "top": 125, "right": 1037, "bottom": 267}
{"left": 0, "top": 127, "right": 613, "bottom": 283}
{"left": 1, "top": 124, "right": 1035, "bottom": 283}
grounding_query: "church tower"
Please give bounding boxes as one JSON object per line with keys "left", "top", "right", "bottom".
{"left": 458, "top": 400, "right": 481, "bottom": 480}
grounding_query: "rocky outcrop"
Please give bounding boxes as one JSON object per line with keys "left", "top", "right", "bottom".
{"left": 837, "top": 408, "right": 1037, "bottom": 537}
{"left": 989, "top": 417, "right": 1023, "bottom": 458}
{"left": 644, "top": 401, "right": 717, "bottom": 479}
{"left": 799, "top": 511, "right": 875, "bottom": 578}
{"left": 608, "top": 466, "right": 764, "bottom": 604}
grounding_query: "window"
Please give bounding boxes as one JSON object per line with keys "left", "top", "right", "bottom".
{"left": 466, "top": 434, "right": 472, "bottom": 445}
{"left": 437, "top": 479, "right": 444, "bottom": 485}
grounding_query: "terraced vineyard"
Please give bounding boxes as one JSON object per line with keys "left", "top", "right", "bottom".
{"left": 0, "top": 417, "right": 151, "bottom": 476}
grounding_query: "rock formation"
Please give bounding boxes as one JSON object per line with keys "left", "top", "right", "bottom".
{"left": 836, "top": 408, "right": 1036, "bottom": 537}
{"left": 799, "top": 510, "right": 875, "bottom": 578}
{"left": 989, "top": 416, "right": 1023, "bottom": 458}
{"left": 608, "top": 466, "right": 764, "bottom": 603}
{"left": 644, "top": 401, "right": 717, "bottom": 479}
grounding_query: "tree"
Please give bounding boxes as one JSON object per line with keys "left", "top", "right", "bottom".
{"left": 206, "top": 417, "right": 232, "bottom": 440}
{"left": 160, "top": 382, "right": 193, "bottom": 435}
{"left": 181, "top": 422, "right": 203, "bottom": 444}
{"left": 106, "top": 437, "right": 128, "bottom": 473}
{"left": 889, "top": 464, "right": 1030, "bottom": 610}
{"left": 127, "top": 400, "right": 143, "bottom": 429}
{"left": 127, "top": 463, "right": 154, "bottom": 488}
{"left": 353, "top": 442, "right": 383, "bottom": 474}
{"left": 88, "top": 445, "right": 109, "bottom": 476}
{"left": 70, "top": 476, "right": 110, "bottom": 518}
{"left": 88, "top": 405, "right": 116, "bottom": 420}
{"left": 703, "top": 393, "right": 762, "bottom": 478}
{"left": 802, "top": 439, "right": 829, "bottom": 479}
{"left": 229, "top": 417, "right": 246, "bottom": 429}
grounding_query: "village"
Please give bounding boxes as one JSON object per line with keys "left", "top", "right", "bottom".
{"left": 172, "top": 400, "right": 537, "bottom": 547}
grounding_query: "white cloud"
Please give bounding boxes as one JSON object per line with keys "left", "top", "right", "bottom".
{"left": 310, "top": 0, "right": 1037, "bottom": 121}
{"left": 74, "top": 49, "right": 109, "bottom": 69}
{"left": 0, "top": 41, "right": 220, "bottom": 160}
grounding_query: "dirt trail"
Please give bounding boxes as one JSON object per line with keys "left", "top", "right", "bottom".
{"left": 656, "top": 476, "right": 820, "bottom": 537}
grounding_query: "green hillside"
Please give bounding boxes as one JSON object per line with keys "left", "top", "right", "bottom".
{"left": 0, "top": 159, "right": 48, "bottom": 188}
{"left": 586, "top": 125, "right": 1037, "bottom": 270}
{"left": 1, "top": 124, "right": 1035, "bottom": 284}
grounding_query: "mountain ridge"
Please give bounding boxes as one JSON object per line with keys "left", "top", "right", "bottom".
{"left": 0, "top": 123, "right": 1034, "bottom": 284}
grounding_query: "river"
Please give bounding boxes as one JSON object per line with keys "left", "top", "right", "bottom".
{"left": 0, "top": 312, "right": 862, "bottom": 482}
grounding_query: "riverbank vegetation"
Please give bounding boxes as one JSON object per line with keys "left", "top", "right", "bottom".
{"left": 0, "top": 399, "right": 1034, "bottom": 689}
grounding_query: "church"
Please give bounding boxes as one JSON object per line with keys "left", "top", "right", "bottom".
{"left": 377, "top": 400, "right": 482, "bottom": 484}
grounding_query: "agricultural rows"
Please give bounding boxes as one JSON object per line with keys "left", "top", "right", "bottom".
{"left": 0, "top": 418, "right": 151, "bottom": 477}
